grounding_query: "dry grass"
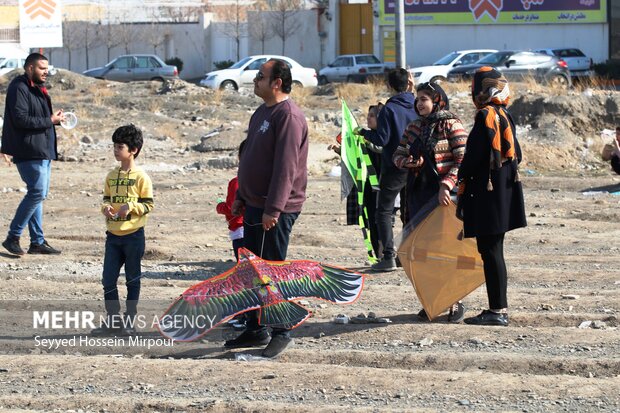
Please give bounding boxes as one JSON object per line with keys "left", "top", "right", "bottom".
{"left": 290, "top": 85, "right": 313, "bottom": 107}
{"left": 92, "top": 87, "right": 115, "bottom": 106}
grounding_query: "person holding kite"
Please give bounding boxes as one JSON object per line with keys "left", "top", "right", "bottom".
{"left": 393, "top": 81, "right": 468, "bottom": 322}
{"left": 457, "top": 67, "right": 526, "bottom": 327}
{"left": 366, "top": 68, "right": 417, "bottom": 272}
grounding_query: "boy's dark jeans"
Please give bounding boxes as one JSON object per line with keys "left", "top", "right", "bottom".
{"left": 376, "top": 166, "right": 408, "bottom": 259}
{"left": 102, "top": 227, "right": 145, "bottom": 318}
{"left": 242, "top": 205, "right": 299, "bottom": 338}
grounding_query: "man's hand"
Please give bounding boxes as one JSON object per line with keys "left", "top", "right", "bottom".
{"left": 231, "top": 199, "right": 245, "bottom": 216}
{"left": 51, "top": 110, "right": 64, "bottom": 125}
{"left": 438, "top": 184, "right": 451, "bottom": 206}
{"left": 103, "top": 205, "right": 116, "bottom": 218}
{"left": 262, "top": 213, "right": 278, "bottom": 231}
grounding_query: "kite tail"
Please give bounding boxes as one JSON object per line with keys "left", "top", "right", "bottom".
{"left": 260, "top": 301, "right": 310, "bottom": 330}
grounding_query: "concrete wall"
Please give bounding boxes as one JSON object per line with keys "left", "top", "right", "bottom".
{"left": 379, "top": 23, "right": 609, "bottom": 68}
{"left": 45, "top": 14, "right": 214, "bottom": 80}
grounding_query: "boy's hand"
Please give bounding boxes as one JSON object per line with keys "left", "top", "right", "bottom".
{"left": 51, "top": 109, "right": 64, "bottom": 125}
{"left": 103, "top": 205, "right": 116, "bottom": 218}
{"left": 116, "top": 204, "right": 130, "bottom": 218}
{"left": 231, "top": 199, "right": 245, "bottom": 216}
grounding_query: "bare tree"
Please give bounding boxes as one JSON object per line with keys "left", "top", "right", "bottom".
{"left": 248, "top": 2, "right": 274, "bottom": 54}
{"left": 81, "top": 21, "right": 101, "bottom": 69}
{"left": 115, "top": 23, "right": 139, "bottom": 55}
{"left": 269, "top": 0, "right": 303, "bottom": 55}
{"left": 140, "top": 22, "right": 169, "bottom": 55}
{"left": 216, "top": 0, "right": 246, "bottom": 61}
{"left": 62, "top": 20, "right": 84, "bottom": 71}
{"left": 158, "top": 0, "right": 209, "bottom": 23}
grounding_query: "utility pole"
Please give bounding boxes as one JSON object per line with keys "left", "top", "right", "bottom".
{"left": 395, "top": 0, "right": 406, "bottom": 68}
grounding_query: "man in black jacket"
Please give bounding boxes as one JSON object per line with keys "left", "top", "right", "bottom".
{"left": 1, "top": 53, "right": 64, "bottom": 256}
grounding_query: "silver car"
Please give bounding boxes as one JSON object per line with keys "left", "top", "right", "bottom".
{"left": 318, "top": 54, "right": 392, "bottom": 84}
{"left": 83, "top": 54, "right": 178, "bottom": 82}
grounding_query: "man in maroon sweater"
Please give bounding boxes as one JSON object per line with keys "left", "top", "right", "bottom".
{"left": 228, "top": 58, "right": 309, "bottom": 358}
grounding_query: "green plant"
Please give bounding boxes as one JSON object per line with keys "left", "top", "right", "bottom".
{"left": 165, "top": 57, "right": 183, "bottom": 73}
{"left": 214, "top": 60, "right": 235, "bottom": 70}
{"left": 593, "top": 60, "right": 620, "bottom": 79}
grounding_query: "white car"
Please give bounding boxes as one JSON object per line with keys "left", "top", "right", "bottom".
{"left": 410, "top": 49, "right": 497, "bottom": 84}
{"left": 0, "top": 57, "right": 26, "bottom": 77}
{"left": 534, "top": 48, "right": 593, "bottom": 78}
{"left": 200, "top": 55, "right": 318, "bottom": 90}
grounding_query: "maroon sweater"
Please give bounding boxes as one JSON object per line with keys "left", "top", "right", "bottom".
{"left": 237, "top": 99, "right": 308, "bottom": 218}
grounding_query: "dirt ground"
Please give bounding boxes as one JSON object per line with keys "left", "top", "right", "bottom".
{"left": 0, "top": 72, "right": 619, "bottom": 412}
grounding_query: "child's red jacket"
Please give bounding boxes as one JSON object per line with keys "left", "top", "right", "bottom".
{"left": 216, "top": 177, "right": 244, "bottom": 231}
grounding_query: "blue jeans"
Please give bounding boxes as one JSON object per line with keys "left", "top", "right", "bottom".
{"left": 102, "top": 228, "right": 145, "bottom": 317}
{"left": 243, "top": 205, "right": 299, "bottom": 337}
{"left": 9, "top": 160, "right": 51, "bottom": 245}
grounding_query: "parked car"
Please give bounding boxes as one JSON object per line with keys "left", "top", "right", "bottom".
{"left": 318, "top": 54, "right": 394, "bottom": 84}
{"left": 447, "top": 50, "right": 571, "bottom": 86}
{"left": 83, "top": 54, "right": 178, "bottom": 82}
{"left": 200, "top": 55, "right": 317, "bottom": 90}
{"left": 410, "top": 49, "right": 497, "bottom": 84}
{"left": 0, "top": 56, "right": 26, "bottom": 77}
{"left": 534, "top": 48, "right": 593, "bottom": 78}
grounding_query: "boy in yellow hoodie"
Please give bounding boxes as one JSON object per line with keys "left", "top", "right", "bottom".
{"left": 92, "top": 125, "right": 153, "bottom": 336}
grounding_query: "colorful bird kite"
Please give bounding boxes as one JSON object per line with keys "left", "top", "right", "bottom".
{"left": 158, "top": 248, "right": 365, "bottom": 341}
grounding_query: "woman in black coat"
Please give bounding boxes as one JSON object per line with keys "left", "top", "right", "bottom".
{"left": 457, "top": 67, "right": 526, "bottom": 326}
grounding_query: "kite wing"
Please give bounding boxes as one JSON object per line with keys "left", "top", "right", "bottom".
{"left": 158, "top": 257, "right": 262, "bottom": 342}
{"left": 397, "top": 199, "right": 485, "bottom": 320}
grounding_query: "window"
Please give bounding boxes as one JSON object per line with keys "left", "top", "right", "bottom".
{"left": 459, "top": 53, "right": 480, "bottom": 65}
{"left": 246, "top": 58, "right": 266, "bottom": 70}
{"left": 552, "top": 49, "right": 585, "bottom": 58}
{"left": 113, "top": 57, "right": 134, "bottom": 69}
{"left": 332, "top": 57, "right": 353, "bottom": 67}
{"left": 355, "top": 55, "right": 380, "bottom": 65}
{"left": 136, "top": 57, "right": 150, "bottom": 68}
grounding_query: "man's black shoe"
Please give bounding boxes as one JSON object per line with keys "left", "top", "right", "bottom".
{"left": 224, "top": 329, "right": 270, "bottom": 348}
{"left": 464, "top": 310, "right": 508, "bottom": 326}
{"left": 122, "top": 326, "right": 137, "bottom": 336}
{"left": 370, "top": 257, "right": 397, "bottom": 272}
{"left": 28, "top": 240, "right": 61, "bottom": 255}
{"left": 2, "top": 236, "right": 24, "bottom": 256}
{"left": 90, "top": 325, "right": 122, "bottom": 336}
{"left": 262, "top": 334, "right": 293, "bottom": 358}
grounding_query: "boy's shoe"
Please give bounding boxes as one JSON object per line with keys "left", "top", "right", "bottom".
{"left": 448, "top": 302, "right": 466, "bottom": 323}
{"left": 224, "top": 328, "right": 270, "bottom": 348}
{"left": 416, "top": 308, "right": 428, "bottom": 320}
{"left": 262, "top": 335, "right": 293, "bottom": 358}
{"left": 28, "top": 241, "right": 61, "bottom": 255}
{"left": 464, "top": 310, "right": 508, "bottom": 327}
{"left": 2, "top": 236, "right": 25, "bottom": 256}
{"left": 90, "top": 325, "right": 122, "bottom": 336}
{"left": 371, "top": 257, "right": 397, "bottom": 272}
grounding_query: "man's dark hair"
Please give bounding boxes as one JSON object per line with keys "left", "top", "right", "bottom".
{"left": 387, "top": 68, "right": 409, "bottom": 93}
{"left": 112, "top": 124, "right": 144, "bottom": 158}
{"left": 268, "top": 59, "right": 292, "bottom": 94}
{"left": 24, "top": 53, "right": 48, "bottom": 69}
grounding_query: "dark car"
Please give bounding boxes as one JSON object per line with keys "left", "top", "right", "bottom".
{"left": 447, "top": 51, "right": 571, "bottom": 86}
{"left": 83, "top": 54, "right": 178, "bottom": 82}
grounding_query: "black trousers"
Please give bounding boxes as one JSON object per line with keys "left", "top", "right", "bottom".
{"left": 476, "top": 233, "right": 508, "bottom": 310}
{"left": 375, "top": 166, "right": 408, "bottom": 259}
{"left": 242, "top": 205, "right": 299, "bottom": 338}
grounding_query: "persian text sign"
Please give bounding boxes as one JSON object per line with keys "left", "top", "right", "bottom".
{"left": 379, "top": 0, "right": 607, "bottom": 25}
{"left": 19, "top": 0, "right": 63, "bottom": 48}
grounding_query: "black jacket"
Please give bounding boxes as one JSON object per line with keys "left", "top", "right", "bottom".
{"left": 457, "top": 108, "right": 526, "bottom": 238}
{"left": 1, "top": 74, "right": 57, "bottom": 160}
